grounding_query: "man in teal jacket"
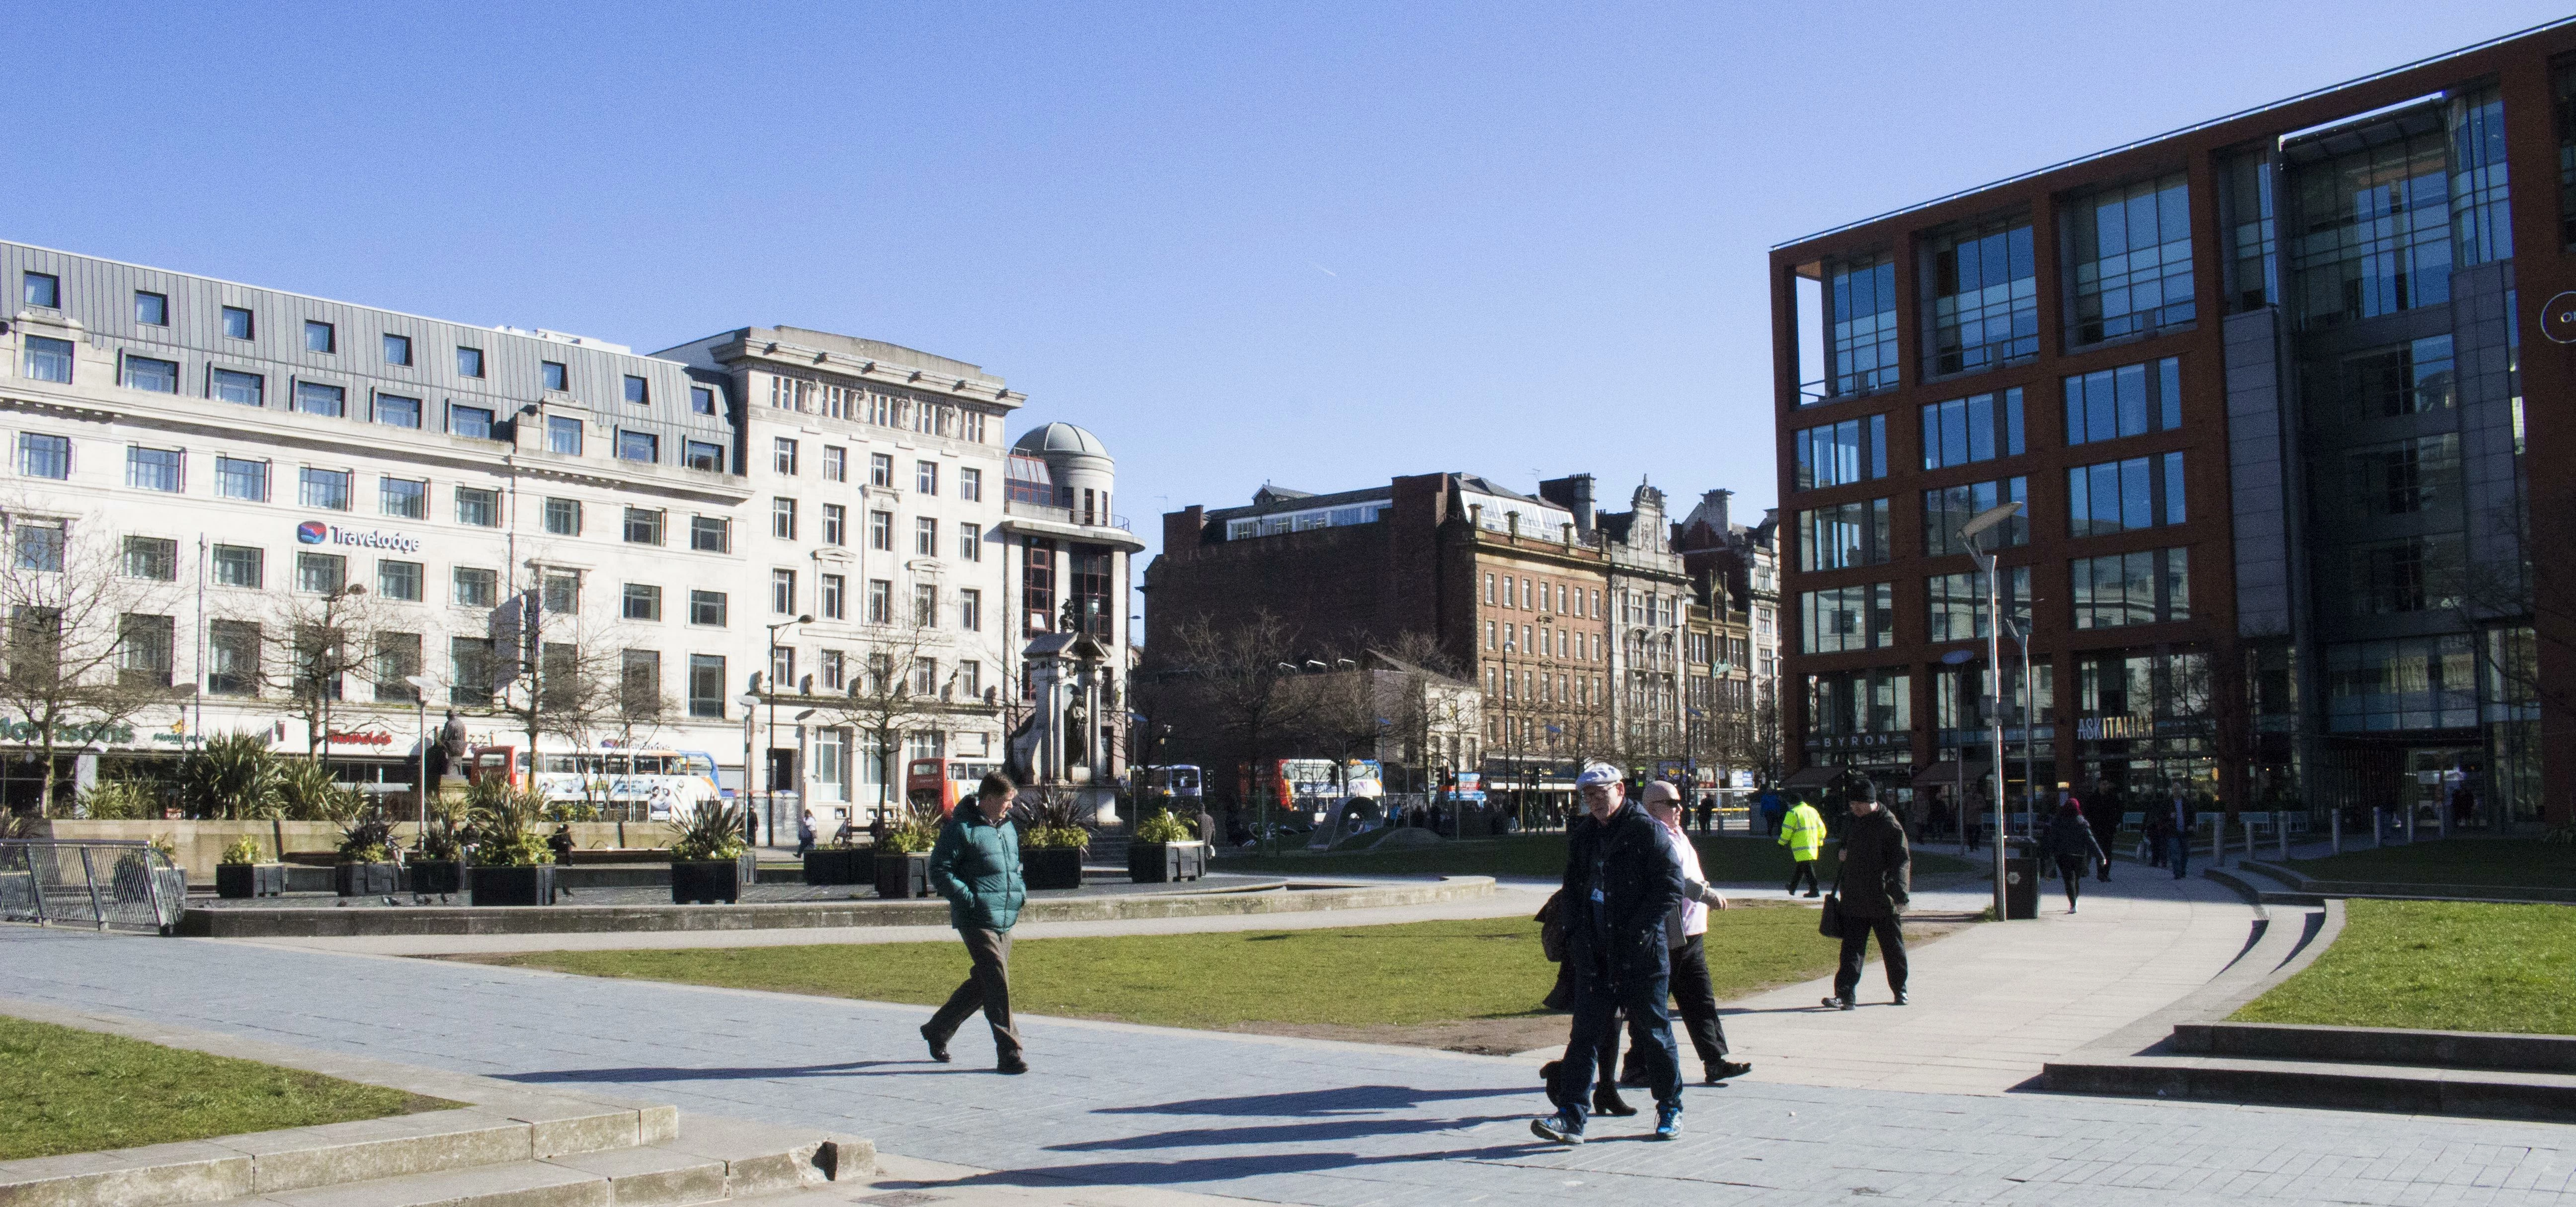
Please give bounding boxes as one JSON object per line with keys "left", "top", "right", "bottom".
{"left": 921, "top": 771, "right": 1029, "bottom": 1074}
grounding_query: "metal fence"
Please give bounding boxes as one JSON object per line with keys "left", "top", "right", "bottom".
{"left": 0, "top": 840, "right": 187, "bottom": 934}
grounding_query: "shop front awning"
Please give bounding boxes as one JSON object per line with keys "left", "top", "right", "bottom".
{"left": 1911, "top": 760, "right": 1991, "bottom": 788}
{"left": 1781, "top": 765, "right": 1843, "bottom": 789}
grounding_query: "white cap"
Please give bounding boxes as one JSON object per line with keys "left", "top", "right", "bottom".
{"left": 1575, "top": 763, "right": 1621, "bottom": 787}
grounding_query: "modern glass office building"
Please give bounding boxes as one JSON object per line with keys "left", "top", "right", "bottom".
{"left": 1770, "top": 18, "right": 2576, "bottom": 829}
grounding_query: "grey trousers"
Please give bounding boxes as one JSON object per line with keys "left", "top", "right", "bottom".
{"left": 925, "top": 926, "right": 1022, "bottom": 1058}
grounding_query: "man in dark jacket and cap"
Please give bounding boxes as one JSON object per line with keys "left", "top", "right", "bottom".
{"left": 1822, "top": 774, "right": 1911, "bottom": 1010}
{"left": 1531, "top": 763, "right": 1687, "bottom": 1145}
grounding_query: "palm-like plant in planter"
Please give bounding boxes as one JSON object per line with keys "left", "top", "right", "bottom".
{"left": 215, "top": 834, "right": 286, "bottom": 899}
{"left": 667, "top": 801, "right": 752, "bottom": 904}
{"left": 409, "top": 812, "right": 467, "bottom": 896}
{"left": 333, "top": 814, "right": 401, "bottom": 896}
{"left": 875, "top": 802, "right": 944, "bottom": 898}
{"left": 467, "top": 786, "right": 559, "bottom": 907}
{"left": 1129, "top": 809, "right": 1207, "bottom": 884}
{"left": 1018, "top": 788, "right": 1091, "bottom": 890}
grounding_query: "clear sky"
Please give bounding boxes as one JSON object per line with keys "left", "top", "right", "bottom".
{"left": 5, "top": 1, "right": 2561, "bottom": 572}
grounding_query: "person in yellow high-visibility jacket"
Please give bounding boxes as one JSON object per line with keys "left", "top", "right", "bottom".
{"left": 1779, "top": 795, "right": 1826, "bottom": 897}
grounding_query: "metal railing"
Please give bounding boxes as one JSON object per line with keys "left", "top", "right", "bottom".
{"left": 1002, "top": 497, "right": 1133, "bottom": 530}
{"left": 0, "top": 840, "right": 187, "bottom": 934}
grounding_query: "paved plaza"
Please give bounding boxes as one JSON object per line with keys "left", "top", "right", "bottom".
{"left": 3, "top": 868, "right": 2570, "bottom": 1207}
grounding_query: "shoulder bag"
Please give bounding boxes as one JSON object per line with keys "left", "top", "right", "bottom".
{"left": 1817, "top": 879, "right": 1847, "bottom": 939}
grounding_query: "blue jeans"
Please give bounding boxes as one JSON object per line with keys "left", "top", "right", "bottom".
{"left": 2167, "top": 834, "right": 2190, "bottom": 878}
{"left": 1552, "top": 963, "right": 1681, "bottom": 1128}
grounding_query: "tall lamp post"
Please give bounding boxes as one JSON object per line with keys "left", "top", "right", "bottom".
{"left": 761, "top": 616, "right": 812, "bottom": 843}
{"left": 2000, "top": 615, "right": 2036, "bottom": 838}
{"left": 1959, "top": 501, "right": 2024, "bottom": 922}
{"left": 403, "top": 674, "right": 437, "bottom": 839}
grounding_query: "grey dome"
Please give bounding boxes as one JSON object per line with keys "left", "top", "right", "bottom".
{"left": 1013, "top": 422, "right": 1110, "bottom": 460}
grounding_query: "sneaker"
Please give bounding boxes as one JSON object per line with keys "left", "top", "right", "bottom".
{"left": 1654, "top": 1105, "right": 1684, "bottom": 1140}
{"left": 1892, "top": 991, "right": 1909, "bottom": 1006}
{"left": 1593, "top": 1086, "right": 1638, "bottom": 1117}
{"left": 920, "top": 1025, "right": 950, "bottom": 1064}
{"left": 1822, "top": 995, "right": 1855, "bottom": 1011}
{"left": 1530, "top": 1112, "right": 1584, "bottom": 1145}
{"left": 1706, "top": 1060, "right": 1753, "bottom": 1083}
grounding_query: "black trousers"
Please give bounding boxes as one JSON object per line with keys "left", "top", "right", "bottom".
{"left": 1786, "top": 861, "right": 1819, "bottom": 894}
{"left": 1622, "top": 934, "right": 1728, "bottom": 1074}
{"left": 1832, "top": 913, "right": 1907, "bottom": 1000}
{"left": 1552, "top": 961, "right": 1680, "bottom": 1128}
{"left": 2055, "top": 855, "right": 2089, "bottom": 909}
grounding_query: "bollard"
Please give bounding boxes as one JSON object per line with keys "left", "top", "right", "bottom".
{"left": 2331, "top": 807, "right": 2341, "bottom": 855}
{"left": 2243, "top": 817, "right": 2255, "bottom": 868}
{"left": 2279, "top": 812, "right": 2290, "bottom": 862}
{"left": 2405, "top": 802, "right": 2415, "bottom": 845}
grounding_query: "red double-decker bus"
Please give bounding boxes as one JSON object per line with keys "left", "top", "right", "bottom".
{"left": 904, "top": 758, "right": 1003, "bottom": 818}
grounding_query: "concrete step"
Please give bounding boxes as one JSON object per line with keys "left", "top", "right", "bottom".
{"left": 2042, "top": 1051, "right": 2576, "bottom": 1122}
{"left": 2171, "top": 1021, "right": 2576, "bottom": 1073}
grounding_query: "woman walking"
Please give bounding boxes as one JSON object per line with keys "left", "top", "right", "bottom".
{"left": 2038, "top": 800, "right": 2104, "bottom": 914}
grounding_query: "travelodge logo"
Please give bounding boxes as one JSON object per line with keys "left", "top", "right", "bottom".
{"left": 295, "top": 520, "right": 422, "bottom": 554}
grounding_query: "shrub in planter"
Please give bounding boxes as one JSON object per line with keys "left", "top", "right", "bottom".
{"left": 333, "top": 816, "right": 400, "bottom": 897}
{"left": 468, "top": 788, "right": 557, "bottom": 907}
{"left": 1128, "top": 811, "right": 1206, "bottom": 883}
{"left": 667, "top": 800, "right": 749, "bottom": 904}
{"left": 874, "top": 805, "right": 940, "bottom": 899}
{"left": 1021, "top": 824, "right": 1089, "bottom": 891}
{"left": 215, "top": 835, "right": 287, "bottom": 899}
{"left": 803, "top": 845, "right": 872, "bottom": 885}
{"left": 407, "top": 813, "right": 466, "bottom": 896}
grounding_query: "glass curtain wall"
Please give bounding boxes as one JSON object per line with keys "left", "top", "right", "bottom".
{"left": 2066, "top": 173, "right": 2195, "bottom": 345}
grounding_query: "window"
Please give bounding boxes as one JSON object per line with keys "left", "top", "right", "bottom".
{"left": 304, "top": 321, "right": 335, "bottom": 353}
{"left": 960, "top": 521, "right": 981, "bottom": 562}
{"left": 383, "top": 334, "right": 412, "bottom": 366}
{"left": 1923, "top": 477, "right": 2029, "bottom": 554}
{"left": 133, "top": 291, "right": 168, "bottom": 326}
{"left": 914, "top": 516, "right": 937, "bottom": 556}
{"left": 374, "top": 393, "right": 421, "bottom": 428}
{"left": 959, "top": 467, "right": 982, "bottom": 502}
{"left": 773, "top": 438, "right": 799, "bottom": 475}
{"left": 2347, "top": 433, "right": 2460, "bottom": 517}
{"left": 124, "top": 355, "right": 179, "bottom": 394}
{"left": 616, "top": 650, "right": 660, "bottom": 716}
{"left": 15, "top": 433, "right": 67, "bottom": 481}
{"left": 1928, "top": 216, "right": 2037, "bottom": 375}
{"left": 821, "top": 446, "right": 847, "bottom": 483}
{"left": 771, "top": 569, "right": 796, "bottom": 614}
{"left": 300, "top": 468, "right": 350, "bottom": 510}
{"left": 1792, "top": 415, "right": 1888, "bottom": 489}
{"left": 916, "top": 460, "right": 938, "bottom": 494}
{"left": 456, "top": 346, "right": 484, "bottom": 377}
{"left": 960, "top": 587, "right": 982, "bottom": 631}
{"left": 377, "top": 559, "right": 423, "bottom": 602}
{"left": 689, "top": 516, "right": 727, "bottom": 552}
{"left": 869, "top": 452, "right": 893, "bottom": 487}
{"left": 868, "top": 511, "right": 893, "bottom": 551}
{"left": 23, "top": 336, "right": 74, "bottom": 383}
{"left": 1483, "top": 573, "right": 1496, "bottom": 605}
{"left": 1796, "top": 499, "right": 1890, "bottom": 571}
{"left": 682, "top": 439, "right": 723, "bottom": 471}
{"left": 371, "top": 633, "right": 422, "bottom": 702}
{"left": 21, "top": 272, "right": 58, "bottom": 308}
{"left": 449, "top": 404, "right": 494, "bottom": 439}
{"left": 912, "top": 657, "right": 938, "bottom": 696}
{"left": 542, "top": 497, "right": 580, "bottom": 535}
{"left": 1807, "top": 667, "right": 1911, "bottom": 739}
{"left": 617, "top": 430, "right": 657, "bottom": 463}
{"left": 624, "top": 507, "right": 665, "bottom": 545}
{"left": 201, "top": 369, "right": 264, "bottom": 408}
{"left": 126, "top": 447, "right": 180, "bottom": 492}
{"left": 689, "top": 590, "right": 727, "bottom": 626}
{"left": 771, "top": 497, "right": 797, "bottom": 540}
{"left": 690, "top": 385, "right": 717, "bottom": 415}
{"left": 821, "top": 573, "right": 846, "bottom": 620}
{"left": 821, "top": 503, "right": 846, "bottom": 546}
{"left": 380, "top": 477, "right": 427, "bottom": 519}
{"left": 1926, "top": 567, "right": 2032, "bottom": 642}
{"left": 819, "top": 649, "right": 847, "bottom": 692}
{"left": 622, "top": 583, "right": 662, "bottom": 621}
{"left": 1799, "top": 582, "right": 1895, "bottom": 654}
{"left": 1920, "top": 387, "right": 2025, "bottom": 469}
{"left": 222, "top": 306, "right": 254, "bottom": 340}
{"left": 619, "top": 375, "right": 647, "bottom": 406}
{"left": 295, "top": 551, "right": 346, "bottom": 594}
{"left": 2072, "top": 546, "right": 2191, "bottom": 628}
{"left": 208, "top": 620, "right": 259, "bottom": 695}
{"left": 452, "top": 566, "right": 497, "bottom": 606}
{"left": 449, "top": 637, "right": 494, "bottom": 706}
{"left": 547, "top": 415, "right": 582, "bottom": 454}
{"left": 542, "top": 361, "right": 567, "bottom": 392}
{"left": 455, "top": 486, "right": 499, "bottom": 527}
{"left": 116, "top": 614, "right": 175, "bottom": 689}
{"left": 688, "top": 654, "right": 725, "bottom": 717}
{"left": 2348, "top": 534, "right": 2462, "bottom": 616}
{"left": 2068, "top": 453, "right": 2185, "bottom": 536}
{"left": 2067, "top": 173, "right": 2193, "bottom": 345}
{"left": 1825, "top": 252, "right": 1899, "bottom": 396}
{"left": 210, "top": 543, "right": 263, "bottom": 588}
{"left": 2326, "top": 635, "right": 2479, "bottom": 732}
{"left": 2318, "top": 336, "right": 2453, "bottom": 421}
{"left": 12, "top": 520, "right": 64, "bottom": 571}
{"left": 284, "top": 380, "right": 347, "bottom": 420}
{"left": 866, "top": 579, "right": 892, "bottom": 624}
{"left": 203, "top": 457, "right": 261, "bottom": 507}
{"left": 2289, "top": 117, "right": 2450, "bottom": 328}
{"left": 122, "top": 536, "right": 176, "bottom": 580}
{"left": 2222, "top": 150, "right": 2279, "bottom": 311}
{"left": 541, "top": 569, "right": 579, "bottom": 614}
{"left": 914, "top": 584, "right": 938, "bottom": 627}
{"left": 2063, "top": 356, "right": 2181, "bottom": 444}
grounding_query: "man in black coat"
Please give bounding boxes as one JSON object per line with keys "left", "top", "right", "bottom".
{"left": 1822, "top": 775, "right": 1911, "bottom": 1010}
{"left": 1532, "top": 763, "right": 1687, "bottom": 1145}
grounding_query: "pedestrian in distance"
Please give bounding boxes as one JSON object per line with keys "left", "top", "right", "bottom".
{"left": 795, "top": 809, "right": 816, "bottom": 858}
{"left": 2083, "top": 782, "right": 2120, "bottom": 881}
{"left": 2038, "top": 799, "right": 2104, "bottom": 914}
{"left": 546, "top": 824, "right": 575, "bottom": 863}
{"left": 1821, "top": 775, "right": 1911, "bottom": 1010}
{"left": 1779, "top": 792, "right": 1826, "bottom": 897}
{"left": 1530, "top": 763, "right": 1687, "bottom": 1146}
{"left": 2160, "top": 788, "right": 2196, "bottom": 880}
{"left": 1620, "top": 781, "right": 1755, "bottom": 1086}
{"left": 1757, "top": 781, "right": 1787, "bottom": 837}
{"left": 921, "top": 771, "right": 1030, "bottom": 1075}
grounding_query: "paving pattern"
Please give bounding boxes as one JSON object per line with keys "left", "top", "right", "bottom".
{"left": 4, "top": 900, "right": 2570, "bottom": 1207}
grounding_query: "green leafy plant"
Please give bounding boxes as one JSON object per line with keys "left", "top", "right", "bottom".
{"left": 1019, "top": 788, "right": 1090, "bottom": 850}
{"left": 2545, "top": 820, "right": 2576, "bottom": 846}
{"left": 667, "top": 801, "right": 747, "bottom": 862}
{"left": 335, "top": 815, "right": 395, "bottom": 864}
{"left": 1134, "top": 811, "right": 1194, "bottom": 844}
{"left": 413, "top": 814, "right": 464, "bottom": 862}
{"left": 877, "top": 803, "right": 944, "bottom": 855}
{"left": 76, "top": 778, "right": 156, "bottom": 820}
{"left": 546, "top": 800, "right": 601, "bottom": 823}
{"left": 469, "top": 787, "right": 554, "bottom": 867}
{"left": 180, "top": 733, "right": 284, "bottom": 820}
{"left": 279, "top": 759, "right": 364, "bottom": 823}
{"left": 147, "top": 833, "right": 179, "bottom": 862}
{"left": 219, "top": 835, "right": 264, "bottom": 866}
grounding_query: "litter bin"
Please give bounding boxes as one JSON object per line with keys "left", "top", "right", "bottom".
{"left": 2003, "top": 839, "right": 2039, "bottom": 920}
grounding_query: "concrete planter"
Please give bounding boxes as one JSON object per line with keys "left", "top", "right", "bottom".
{"left": 470, "top": 863, "right": 557, "bottom": 907}
{"left": 803, "top": 848, "right": 871, "bottom": 885}
{"left": 333, "top": 862, "right": 401, "bottom": 897}
{"left": 406, "top": 860, "right": 465, "bottom": 895}
{"left": 1129, "top": 841, "right": 1207, "bottom": 884}
{"left": 875, "top": 852, "right": 931, "bottom": 899}
{"left": 1022, "top": 845, "right": 1084, "bottom": 890}
{"left": 216, "top": 863, "right": 289, "bottom": 898}
{"left": 670, "top": 859, "right": 744, "bottom": 904}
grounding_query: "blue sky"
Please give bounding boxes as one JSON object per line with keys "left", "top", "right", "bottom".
{"left": 6, "top": 1, "right": 2561, "bottom": 571}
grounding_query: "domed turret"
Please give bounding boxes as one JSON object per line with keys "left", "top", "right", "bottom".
{"left": 1012, "top": 422, "right": 1115, "bottom": 522}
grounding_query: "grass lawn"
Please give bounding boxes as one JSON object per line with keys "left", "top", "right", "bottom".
{"left": 1217, "top": 830, "right": 1974, "bottom": 881}
{"left": 2281, "top": 839, "right": 2576, "bottom": 890}
{"left": 2232, "top": 900, "right": 2576, "bottom": 1035}
{"left": 0, "top": 1016, "right": 451, "bottom": 1161}
{"left": 481, "top": 905, "right": 1957, "bottom": 1054}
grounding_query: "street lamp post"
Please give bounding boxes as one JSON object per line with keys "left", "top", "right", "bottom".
{"left": 404, "top": 674, "right": 437, "bottom": 839}
{"left": 2001, "top": 616, "right": 2036, "bottom": 838}
{"left": 1959, "top": 501, "right": 2024, "bottom": 922}
{"left": 761, "top": 616, "right": 812, "bottom": 844}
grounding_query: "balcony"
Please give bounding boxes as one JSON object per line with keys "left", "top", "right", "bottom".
{"left": 1004, "top": 495, "right": 1129, "bottom": 531}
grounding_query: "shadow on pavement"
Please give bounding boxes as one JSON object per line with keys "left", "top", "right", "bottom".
{"left": 898, "top": 1140, "right": 1563, "bottom": 1191}
{"left": 1096, "top": 1083, "right": 1525, "bottom": 1117}
{"left": 1050, "top": 1115, "right": 1519, "bottom": 1151}
{"left": 495, "top": 1058, "right": 948, "bottom": 1084}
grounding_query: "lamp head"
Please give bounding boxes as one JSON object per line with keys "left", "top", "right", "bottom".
{"left": 1957, "top": 500, "right": 2024, "bottom": 542}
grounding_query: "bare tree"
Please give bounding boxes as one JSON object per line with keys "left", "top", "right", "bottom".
{"left": 814, "top": 611, "right": 999, "bottom": 824}
{"left": 1158, "top": 610, "right": 1321, "bottom": 835}
{"left": 0, "top": 508, "right": 184, "bottom": 815}
{"left": 228, "top": 574, "right": 393, "bottom": 763}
